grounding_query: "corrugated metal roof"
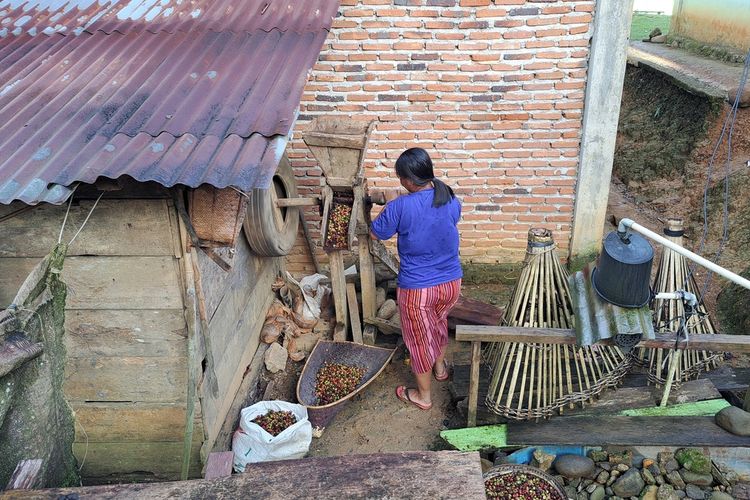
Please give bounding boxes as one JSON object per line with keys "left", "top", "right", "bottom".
{"left": 0, "top": 0, "right": 337, "bottom": 204}
{"left": 570, "top": 265, "right": 656, "bottom": 349}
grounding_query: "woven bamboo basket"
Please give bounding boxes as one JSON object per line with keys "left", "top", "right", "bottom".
{"left": 189, "top": 185, "right": 247, "bottom": 246}
{"left": 296, "top": 340, "right": 395, "bottom": 429}
{"left": 636, "top": 218, "right": 723, "bottom": 385}
{"left": 483, "top": 229, "right": 632, "bottom": 420}
{"left": 483, "top": 464, "right": 567, "bottom": 500}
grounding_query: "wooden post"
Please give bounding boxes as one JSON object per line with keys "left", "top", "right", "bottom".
{"left": 347, "top": 282, "right": 364, "bottom": 344}
{"left": 329, "top": 251, "right": 348, "bottom": 341}
{"left": 6, "top": 459, "right": 43, "bottom": 490}
{"left": 467, "top": 341, "right": 482, "bottom": 427}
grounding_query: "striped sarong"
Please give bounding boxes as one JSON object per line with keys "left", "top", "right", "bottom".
{"left": 397, "top": 278, "right": 461, "bottom": 374}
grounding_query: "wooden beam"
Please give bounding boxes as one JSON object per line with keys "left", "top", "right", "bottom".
{"left": 456, "top": 325, "right": 750, "bottom": 352}
{"left": 276, "top": 197, "right": 320, "bottom": 208}
{"left": 366, "top": 316, "right": 401, "bottom": 336}
{"left": 19, "top": 451, "right": 486, "bottom": 499}
{"left": 6, "top": 459, "right": 43, "bottom": 490}
{"left": 346, "top": 283, "right": 364, "bottom": 344}
{"left": 467, "top": 341, "right": 481, "bottom": 428}
{"left": 328, "top": 251, "right": 348, "bottom": 341}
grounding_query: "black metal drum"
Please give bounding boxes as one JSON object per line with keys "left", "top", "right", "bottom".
{"left": 592, "top": 231, "right": 654, "bottom": 308}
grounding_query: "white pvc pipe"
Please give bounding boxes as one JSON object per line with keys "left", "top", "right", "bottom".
{"left": 618, "top": 218, "right": 750, "bottom": 291}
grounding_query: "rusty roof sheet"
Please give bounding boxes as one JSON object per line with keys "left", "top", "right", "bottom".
{"left": 570, "top": 265, "right": 656, "bottom": 348}
{"left": 0, "top": 0, "right": 337, "bottom": 204}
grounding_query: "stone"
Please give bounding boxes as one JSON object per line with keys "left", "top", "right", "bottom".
{"left": 597, "top": 470, "right": 610, "bottom": 484}
{"left": 656, "top": 484, "right": 680, "bottom": 500}
{"left": 590, "top": 485, "right": 605, "bottom": 500}
{"left": 600, "top": 463, "right": 613, "bottom": 471}
{"left": 613, "top": 468, "right": 646, "bottom": 498}
{"left": 569, "top": 478, "right": 582, "bottom": 489}
{"left": 493, "top": 451, "right": 509, "bottom": 465}
{"left": 665, "top": 460, "right": 681, "bottom": 473}
{"left": 606, "top": 487, "right": 614, "bottom": 496}
{"left": 650, "top": 34, "right": 667, "bottom": 43}
{"left": 680, "top": 470, "right": 713, "bottom": 487}
{"left": 616, "top": 464, "right": 631, "bottom": 472}
{"left": 658, "top": 452, "right": 675, "bottom": 465}
{"left": 675, "top": 449, "right": 712, "bottom": 475}
{"left": 565, "top": 485, "right": 578, "bottom": 499}
{"left": 589, "top": 450, "right": 609, "bottom": 463}
{"left": 532, "top": 449, "right": 556, "bottom": 472}
{"left": 666, "top": 470, "right": 686, "bottom": 489}
{"left": 684, "top": 484, "right": 705, "bottom": 499}
{"left": 709, "top": 492, "right": 733, "bottom": 500}
{"left": 586, "top": 482, "right": 599, "bottom": 493}
{"left": 715, "top": 406, "right": 750, "bottom": 437}
{"left": 656, "top": 475, "right": 665, "bottom": 486}
{"left": 555, "top": 454, "right": 597, "bottom": 479}
{"left": 576, "top": 492, "right": 589, "bottom": 500}
{"left": 642, "top": 468, "right": 656, "bottom": 485}
{"left": 643, "top": 459, "right": 655, "bottom": 469}
{"left": 264, "top": 342, "right": 288, "bottom": 373}
{"left": 648, "top": 27, "right": 663, "bottom": 38}
{"left": 648, "top": 464, "right": 661, "bottom": 477}
{"left": 610, "top": 450, "right": 634, "bottom": 466}
{"left": 675, "top": 490, "right": 686, "bottom": 499}
{"left": 641, "top": 485, "right": 658, "bottom": 500}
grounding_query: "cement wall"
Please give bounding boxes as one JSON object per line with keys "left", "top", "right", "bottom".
{"left": 671, "top": 0, "right": 750, "bottom": 53}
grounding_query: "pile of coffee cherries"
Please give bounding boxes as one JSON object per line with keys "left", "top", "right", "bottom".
{"left": 484, "top": 471, "right": 564, "bottom": 500}
{"left": 314, "top": 362, "right": 366, "bottom": 405}
{"left": 325, "top": 203, "right": 352, "bottom": 249}
{"left": 252, "top": 410, "right": 297, "bottom": 437}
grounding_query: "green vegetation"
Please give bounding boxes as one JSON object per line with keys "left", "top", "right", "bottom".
{"left": 630, "top": 13, "right": 671, "bottom": 41}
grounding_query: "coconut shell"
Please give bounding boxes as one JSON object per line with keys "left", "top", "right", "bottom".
{"left": 376, "top": 287, "right": 387, "bottom": 309}
{"left": 261, "top": 320, "right": 283, "bottom": 344}
{"left": 377, "top": 299, "right": 397, "bottom": 319}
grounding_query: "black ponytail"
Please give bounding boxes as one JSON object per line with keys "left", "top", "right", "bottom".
{"left": 394, "top": 147, "right": 455, "bottom": 208}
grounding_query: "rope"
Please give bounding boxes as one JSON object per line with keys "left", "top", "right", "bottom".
{"left": 68, "top": 192, "right": 104, "bottom": 246}
{"left": 692, "top": 48, "right": 750, "bottom": 300}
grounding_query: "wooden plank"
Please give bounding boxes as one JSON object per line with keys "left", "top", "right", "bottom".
{"left": 0, "top": 200, "right": 174, "bottom": 258}
{"left": 204, "top": 452, "right": 234, "bottom": 479}
{"left": 195, "top": 239, "right": 257, "bottom": 321}
{"left": 370, "top": 239, "right": 399, "bottom": 275}
{"left": 363, "top": 324, "right": 378, "bottom": 346}
{"left": 467, "top": 341, "right": 482, "bottom": 427}
{"left": 506, "top": 416, "right": 750, "bottom": 447}
{"left": 346, "top": 282, "right": 364, "bottom": 344}
{"left": 441, "top": 425, "right": 508, "bottom": 452}
{"left": 329, "top": 250, "right": 348, "bottom": 341}
{"left": 200, "top": 262, "right": 279, "bottom": 456}
{"left": 65, "top": 310, "right": 186, "bottom": 358}
{"left": 618, "top": 399, "right": 731, "bottom": 416}
{"left": 456, "top": 325, "right": 750, "bottom": 352}
{"left": 28, "top": 451, "right": 485, "bottom": 499}
{"left": 448, "top": 295, "right": 503, "bottom": 327}
{"left": 210, "top": 344, "right": 269, "bottom": 453}
{"left": 71, "top": 403, "right": 202, "bottom": 443}
{"left": 367, "top": 316, "right": 401, "bottom": 336}
{"left": 72, "top": 441, "right": 202, "bottom": 480}
{"left": 61, "top": 256, "right": 183, "bottom": 310}
{"left": 703, "top": 366, "right": 750, "bottom": 392}
{"left": 64, "top": 357, "right": 186, "bottom": 403}
{"left": 6, "top": 459, "right": 43, "bottom": 490}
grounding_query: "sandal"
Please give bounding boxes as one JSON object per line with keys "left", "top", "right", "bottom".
{"left": 433, "top": 360, "right": 450, "bottom": 382}
{"left": 395, "top": 385, "right": 432, "bottom": 411}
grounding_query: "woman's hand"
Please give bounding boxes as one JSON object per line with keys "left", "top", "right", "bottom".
{"left": 369, "top": 188, "right": 401, "bottom": 205}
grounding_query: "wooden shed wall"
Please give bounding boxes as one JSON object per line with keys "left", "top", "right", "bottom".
{"left": 0, "top": 199, "right": 202, "bottom": 482}
{"left": 194, "top": 232, "right": 282, "bottom": 457}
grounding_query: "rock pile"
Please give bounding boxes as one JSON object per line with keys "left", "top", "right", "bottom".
{"left": 523, "top": 447, "right": 739, "bottom": 500}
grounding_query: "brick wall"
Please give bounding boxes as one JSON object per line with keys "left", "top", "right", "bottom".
{"left": 286, "top": 0, "right": 596, "bottom": 275}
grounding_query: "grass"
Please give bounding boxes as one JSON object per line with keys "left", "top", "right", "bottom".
{"left": 630, "top": 13, "right": 671, "bottom": 41}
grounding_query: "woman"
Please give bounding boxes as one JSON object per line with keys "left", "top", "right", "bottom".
{"left": 370, "top": 147, "right": 462, "bottom": 411}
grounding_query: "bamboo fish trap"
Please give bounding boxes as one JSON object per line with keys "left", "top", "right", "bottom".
{"left": 484, "top": 229, "right": 632, "bottom": 420}
{"left": 637, "top": 218, "right": 723, "bottom": 385}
